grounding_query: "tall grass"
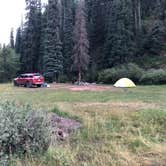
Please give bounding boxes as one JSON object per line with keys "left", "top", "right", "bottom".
{"left": 0, "top": 84, "right": 165, "bottom": 165}
{"left": 12, "top": 108, "right": 166, "bottom": 165}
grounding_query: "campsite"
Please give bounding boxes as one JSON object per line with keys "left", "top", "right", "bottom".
{"left": 0, "top": 83, "right": 165, "bottom": 165}
{"left": 0, "top": 0, "right": 166, "bottom": 165}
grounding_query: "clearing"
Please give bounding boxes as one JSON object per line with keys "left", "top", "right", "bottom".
{"left": 0, "top": 83, "right": 166, "bottom": 165}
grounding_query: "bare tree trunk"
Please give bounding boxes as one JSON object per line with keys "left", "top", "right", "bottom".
{"left": 137, "top": 0, "right": 142, "bottom": 32}
{"left": 133, "top": 0, "right": 142, "bottom": 39}
{"left": 73, "top": 0, "right": 89, "bottom": 83}
{"left": 78, "top": 66, "right": 81, "bottom": 83}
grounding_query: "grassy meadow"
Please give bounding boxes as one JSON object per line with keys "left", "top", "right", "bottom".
{"left": 0, "top": 83, "right": 166, "bottom": 166}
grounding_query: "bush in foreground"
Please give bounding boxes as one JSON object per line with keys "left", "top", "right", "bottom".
{"left": 0, "top": 101, "right": 50, "bottom": 164}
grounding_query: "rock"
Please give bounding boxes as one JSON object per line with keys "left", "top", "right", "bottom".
{"left": 74, "top": 81, "right": 90, "bottom": 86}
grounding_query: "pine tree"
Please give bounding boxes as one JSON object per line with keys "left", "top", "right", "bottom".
{"left": 1, "top": 45, "right": 7, "bottom": 81}
{"left": 38, "top": 5, "right": 48, "bottom": 73}
{"left": 21, "top": 0, "right": 42, "bottom": 72}
{"left": 73, "top": 0, "right": 89, "bottom": 83}
{"left": 62, "top": 0, "right": 74, "bottom": 79}
{"left": 34, "top": 0, "right": 42, "bottom": 72}
{"left": 142, "top": 22, "right": 165, "bottom": 55}
{"left": 10, "top": 28, "right": 15, "bottom": 49}
{"left": 87, "top": 0, "right": 107, "bottom": 51}
{"left": 104, "top": 0, "right": 135, "bottom": 68}
{"left": 141, "top": 0, "right": 166, "bottom": 56}
{"left": 15, "top": 27, "right": 22, "bottom": 54}
{"left": 43, "top": 0, "right": 63, "bottom": 82}
{"left": 85, "top": 0, "right": 110, "bottom": 81}
{"left": 0, "top": 45, "right": 19, "bottom": 82}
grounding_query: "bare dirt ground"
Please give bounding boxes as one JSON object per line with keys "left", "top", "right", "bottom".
{"left": 11, "top": 83, "right": 119, "bottom": 93}
{"left": 48, "top": 83, "right": 118, "bottom": 92}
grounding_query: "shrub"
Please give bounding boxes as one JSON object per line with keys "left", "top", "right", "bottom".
{"left": 98, "top": 63, "right": 143, "bottom": 84}
{"left": 126, "top": 63, "right": 144, "bottom": 82}
{"left": 140, "top": 69, "right": 166, "bottom": 85}
{"left": 0, "top": 101, "right": 50, "bottom": 163}
{"left": 98, "top": 68, "right": 115, "bottom": 84}
{"left": 59, "top": 75, "right": 69, "bottom": 83}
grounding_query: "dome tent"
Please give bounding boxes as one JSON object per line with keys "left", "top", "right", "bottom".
{"left": 114, "top": 78, "right": 136, "bottom": 88}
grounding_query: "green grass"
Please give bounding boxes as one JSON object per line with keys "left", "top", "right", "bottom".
{"left": 50, "top": 107, "right": 82, "bottom": 122}
{"left": 1, "top": 84, "right": 166, "bottom": 105}
{"left": 0, "top": 84, "right": 166, "bottom": 165}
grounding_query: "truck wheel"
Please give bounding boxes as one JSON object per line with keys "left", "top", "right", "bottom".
{"left": 26, "top": 82, "right": 32, "bottom": 88}
{"left": 13, "top": 81, "right": 18, "bottom": 87}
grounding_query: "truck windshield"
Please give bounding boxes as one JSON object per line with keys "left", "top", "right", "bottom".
{"left": 34, "top": 73, "right": 41, "bottom": 76}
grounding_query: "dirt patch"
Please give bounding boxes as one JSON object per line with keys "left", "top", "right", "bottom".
{"left": 137, "top": 152, "right": 166, "bottom": 166}
{"left": 46, "top": 113, "right": 81, "bottom": 145}
{"left": 13, "top": 83, "right": 122, "bottom": 92}
{"left": 68, "top": 85, "right": 112, "bottom": 92}
{"left": 48, "top": 83, "right": 119, "bottom": 92}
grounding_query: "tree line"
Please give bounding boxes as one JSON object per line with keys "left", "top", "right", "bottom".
{"left": 1, "top": 0, "right": 166, "bottom": 83}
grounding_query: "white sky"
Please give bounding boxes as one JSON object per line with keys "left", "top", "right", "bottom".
{"left": 0, "top": 0, "right": 48, "bottom": 45}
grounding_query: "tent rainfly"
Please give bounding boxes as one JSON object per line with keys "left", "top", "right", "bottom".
{"left": 114, "top": 78, "right": 136, "bottom": 88}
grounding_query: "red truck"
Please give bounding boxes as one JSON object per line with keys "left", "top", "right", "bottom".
{"left": 13, "top": 73, "right": 44, "bottom": 88}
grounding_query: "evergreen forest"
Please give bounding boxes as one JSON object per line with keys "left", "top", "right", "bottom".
{"left": 0, "top": 0, "right": 166, "bottom": 84}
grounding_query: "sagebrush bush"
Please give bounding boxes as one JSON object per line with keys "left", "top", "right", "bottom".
{"left": 98, "top": 63, "right": 143, "bottom": 84}
{"left": 0, "top": 101, "right": 50, "bottom": 163}
{"left": 140, "top": 69, "right": 166, "bottom": 85}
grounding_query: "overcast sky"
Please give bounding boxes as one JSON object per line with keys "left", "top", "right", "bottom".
{"left": 0, "top": 0, "right": 48, "bottom": 45}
